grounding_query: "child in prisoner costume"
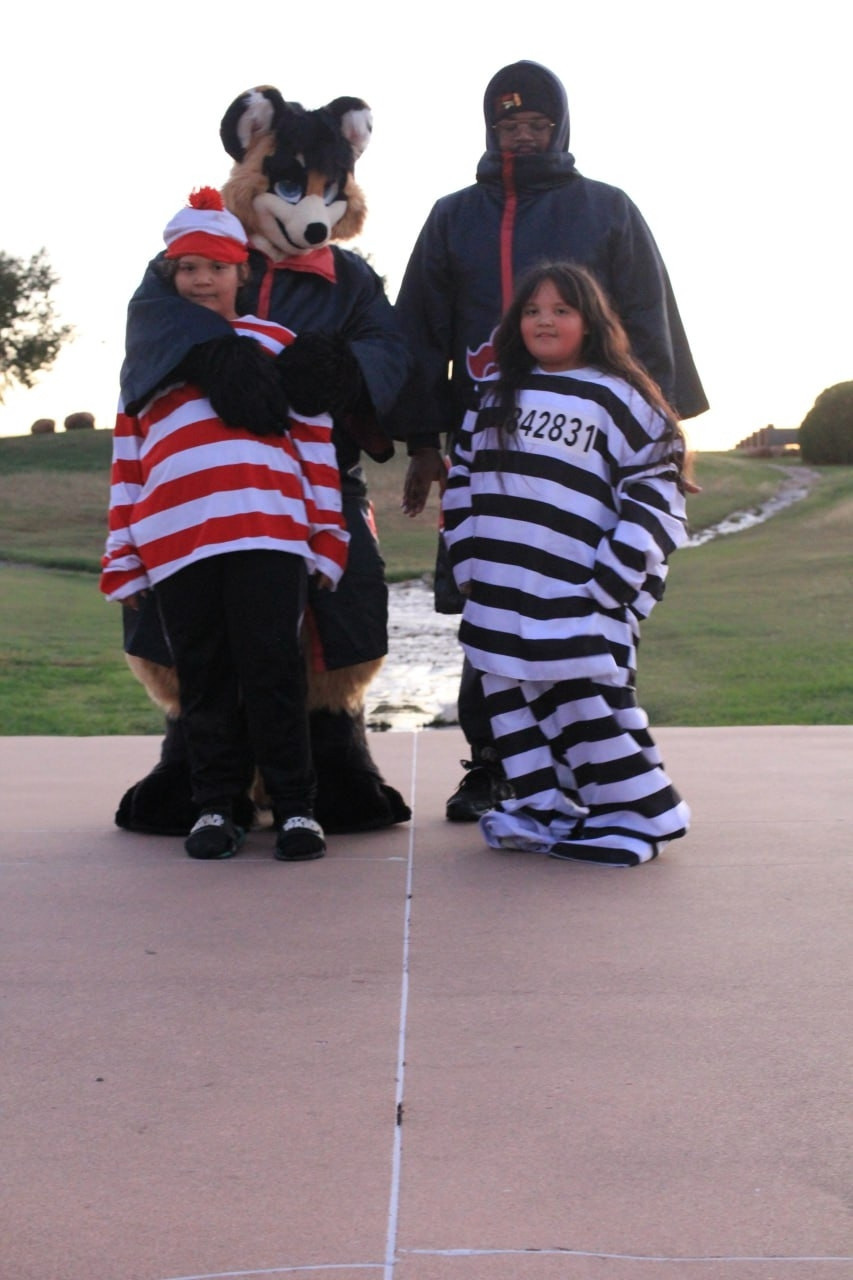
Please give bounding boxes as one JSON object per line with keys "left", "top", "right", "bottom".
{"left": 115, "top": 87, "right": 413, "bottom": 838}
{"left": 441, "top": 263, "right": 691, "bottom": 866}
{"left": 102, "top": 189, "right": 348, "bottom": 862}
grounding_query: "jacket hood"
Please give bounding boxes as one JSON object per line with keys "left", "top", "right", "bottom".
{"left": 482, "top": 61, "right": 570, "bottom": 153}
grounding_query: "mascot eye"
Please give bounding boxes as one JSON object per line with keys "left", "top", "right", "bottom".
{"left": 324, "top": 181, "right": 340, "bottom": 206}
{"left": 274, "top": 177, "right": 305, "bottom": 204}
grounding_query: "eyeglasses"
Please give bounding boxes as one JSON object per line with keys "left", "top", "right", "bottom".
{"left": 492, "top": 119, "right": 555, "bottom": 138}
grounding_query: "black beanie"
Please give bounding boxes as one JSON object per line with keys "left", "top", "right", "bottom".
{"left": 485, "top": 61, "right": 564, "bottom": 123}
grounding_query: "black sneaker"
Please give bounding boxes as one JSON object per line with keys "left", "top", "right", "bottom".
{"left": 445, "top": 750, "right": 512, "bottom": 823}
{"left": 185, "top": 811, "right": 245, "bottom": 860}
{"left": 274, "top": 815, "right": 326, "bottom": 861}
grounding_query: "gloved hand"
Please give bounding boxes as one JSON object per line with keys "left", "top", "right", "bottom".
{"left": 178, "top": 335, "right": 290, "bottom": 436}
{"left": 277, "top": 331, "right": 365, "bottom": 418}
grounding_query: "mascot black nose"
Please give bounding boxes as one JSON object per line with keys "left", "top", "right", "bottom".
{"left": 305, "top": 223, "right": 329, "bottom": 245}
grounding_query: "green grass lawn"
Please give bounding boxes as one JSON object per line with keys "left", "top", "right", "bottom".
{"left": 0, "top": 430, "right": 797, "bottom": 577}
{"left": 640, "top": 465, "right": 853, "bottom": 724}
{"left": 0, "top": 563, "right": 164, "bottom": 734}
{"left": 2, "top": 430, "right": 850, "bottom": 732}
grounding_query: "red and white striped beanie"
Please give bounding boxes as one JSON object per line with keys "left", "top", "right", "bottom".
{"left": 163, "top": 187, "right": 249, "bottom": 263}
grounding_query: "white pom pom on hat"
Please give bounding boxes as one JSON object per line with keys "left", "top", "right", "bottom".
{"left": 163, "top": 187, "right": 249, "bottom": 263}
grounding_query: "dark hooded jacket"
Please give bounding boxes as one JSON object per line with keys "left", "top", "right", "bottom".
{"left": 392, "top": 60, "right": 708, "bottom": 447}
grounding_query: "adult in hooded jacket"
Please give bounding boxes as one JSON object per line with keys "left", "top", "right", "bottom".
{"left": 391, "top": 60, "right": 708, "bottom": 821}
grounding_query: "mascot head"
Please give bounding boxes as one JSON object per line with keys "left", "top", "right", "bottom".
{"left": 220, "top": 86, "right": 371, "bottom": 261}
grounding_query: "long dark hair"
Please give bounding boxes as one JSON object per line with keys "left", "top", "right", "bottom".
{"left": 491, "top": 261, "right": 686, "bottom": 481}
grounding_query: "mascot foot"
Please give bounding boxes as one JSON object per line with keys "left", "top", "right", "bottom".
{"left": 115, "top": 719, "right": 255, "bottom": 837}
{"left": 310, "top": 708, "right": 411, "bottom": 834}
{"left": 116, "top": 757, "right": 196, "bottom": 837}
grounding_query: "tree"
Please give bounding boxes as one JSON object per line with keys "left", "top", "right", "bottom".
{"left": 799, "top": 381, "right": 853, "bottom": 465}
{"left": 0, "top": 249, "right": 73, "bottom": 402}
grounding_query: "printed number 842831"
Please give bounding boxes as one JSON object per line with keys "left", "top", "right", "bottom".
{"left": 515, "top": 408, "right": 596, "bottom": 451}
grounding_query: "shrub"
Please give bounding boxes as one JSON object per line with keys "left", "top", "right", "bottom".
{"left": 799, "top": 381, "right": 853, "bottom": 464}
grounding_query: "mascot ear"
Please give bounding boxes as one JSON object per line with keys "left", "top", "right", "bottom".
{"left": 326, "top": 96, "right": 373, "bottom": 161}
{"left": 220, "top": 85, "right": 287, "bottom": 161}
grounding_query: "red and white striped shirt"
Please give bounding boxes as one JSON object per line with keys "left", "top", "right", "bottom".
{"left": 100, "top": 315, "right": 348, "bottom": 602}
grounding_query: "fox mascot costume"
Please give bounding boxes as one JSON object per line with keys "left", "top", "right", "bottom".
{"left": 115, "top": 85, "right": 412, "bottom": 837}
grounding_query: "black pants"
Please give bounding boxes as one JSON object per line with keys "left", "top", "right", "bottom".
{"left": 457, "top": 657, "right": 494, "bottom": 756}
{"left": 155, "top": 550, "right": 314, "bottom": 819}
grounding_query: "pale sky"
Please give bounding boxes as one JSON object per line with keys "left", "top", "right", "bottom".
{"left": 2, "top": 0, "right": 849, "bottom": 453}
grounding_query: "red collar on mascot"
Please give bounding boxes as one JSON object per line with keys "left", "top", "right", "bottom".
{"left": 272, "top": 246, "right": 336, "bottom": 281}
{"left": 255, "top": 246, "right": 337, "bottom": 318}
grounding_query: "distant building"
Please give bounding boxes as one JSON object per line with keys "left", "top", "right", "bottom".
{"left": 734, "top": 424, "right": 800, "bottom": 455}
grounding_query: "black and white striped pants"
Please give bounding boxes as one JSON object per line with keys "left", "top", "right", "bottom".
{"left": 479, "top": 672, "right": 690, "bottom": 865}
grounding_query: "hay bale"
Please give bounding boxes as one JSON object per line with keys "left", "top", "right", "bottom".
{"left": 64, "top": 411, "right": 95, "bottom": 431}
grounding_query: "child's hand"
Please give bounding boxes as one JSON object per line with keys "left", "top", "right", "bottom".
{"left": 122, "top": 590, "right": 150, "bottom": 611}
{"left": 459, "top": 582, "right": 471, "bottom": 596}
{"left": 314, "top": 573, "right": 333, "bottom": 591}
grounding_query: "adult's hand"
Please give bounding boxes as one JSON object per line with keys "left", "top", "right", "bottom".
{"left": 402, "top": 447, "right": 446, "bottom": 517}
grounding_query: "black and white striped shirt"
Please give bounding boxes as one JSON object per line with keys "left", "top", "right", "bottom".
{"left": 442, "top": 367, "right": 688, "bottom": 683}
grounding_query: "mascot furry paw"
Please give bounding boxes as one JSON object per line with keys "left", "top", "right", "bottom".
{"left": 116, "top": 85, "right": 412, "bottom": 839}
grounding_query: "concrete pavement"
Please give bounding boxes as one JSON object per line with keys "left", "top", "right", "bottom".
{"left": 2, "top": 727, "right": 851, "bottom": 1280}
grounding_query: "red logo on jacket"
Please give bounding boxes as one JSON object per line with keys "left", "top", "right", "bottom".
{"left": 466, "top": 329, "right": 499, "bottom": 382}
